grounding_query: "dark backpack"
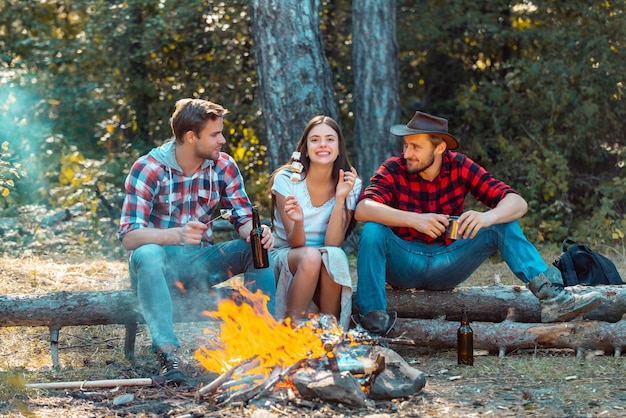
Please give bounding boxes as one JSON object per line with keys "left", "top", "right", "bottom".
{"left": 552, "top": 239, "right": 624, "bottom": 286}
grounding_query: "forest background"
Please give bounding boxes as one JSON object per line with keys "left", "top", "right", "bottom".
{"left": 0, "top": 0, "right": 625, "bottom": 260}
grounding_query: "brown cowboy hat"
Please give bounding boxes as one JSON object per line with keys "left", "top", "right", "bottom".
{"left": 390, "top": 111, "right": 459, "bottom": 150}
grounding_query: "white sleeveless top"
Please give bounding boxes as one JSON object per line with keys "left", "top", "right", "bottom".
{"left": 271, "top": 169, "right": 361, "bottom": 247}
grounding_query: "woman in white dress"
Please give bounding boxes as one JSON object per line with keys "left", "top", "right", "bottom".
{"left": 269, "top": 115, "right": 362, "bottom": 330}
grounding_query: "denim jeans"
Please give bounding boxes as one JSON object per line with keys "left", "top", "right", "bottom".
{"left": 355, "top": 221, "right": 550, "bottom": 316}
{"left": 129, "top": 240, "right": 276, "bottom": 351}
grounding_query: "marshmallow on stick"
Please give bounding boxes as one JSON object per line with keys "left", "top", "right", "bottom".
{"left": 290, "top": 151, "right": 303, "bottom": 183}
{"left": 207, "top": 209, "right": 232, "bottom": 224}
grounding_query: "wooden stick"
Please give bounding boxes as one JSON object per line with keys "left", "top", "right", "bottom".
{"left": 26, "top": 378, "right": 155, "bottom": 390}
{"left": 197, "top": 355, "right": 260, "bottom": 396}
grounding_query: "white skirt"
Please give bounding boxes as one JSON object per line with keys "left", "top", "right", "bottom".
{"left": 271, "top": 241, "right": 357, "bottom": 331}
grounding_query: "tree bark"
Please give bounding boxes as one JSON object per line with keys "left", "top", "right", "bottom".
{"left": 388, "top": 316, "right": 626, "bottom": 357}
{"left": 352, "top": 0, "right": 400, "bottom": 184}
{"left": 248, "top": 0, "right": 338, "bottom": 170}
{"left": 0, "top": 290, "right": 221, "bottom": 328}
{"left": 3, "top": 285, "right": 625, "bottom": 328}
{"left": 385, "top": 285, "right": 626, "bottom": 323}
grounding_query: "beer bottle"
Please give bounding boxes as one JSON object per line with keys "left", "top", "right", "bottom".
{"left": 250, "top": 206, "right": 269, "bottom": 269}
{"left": 457, "top": 307, "right": 474, "bottom": 365}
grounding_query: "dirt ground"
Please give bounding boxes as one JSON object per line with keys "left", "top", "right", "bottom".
{"left": 1, "top": 206, "right": 626, "bottom": 418}
{"left": 2, "top": 343, "right": 626, "bottom": 417}
{"left": 2, "top": 255, "right": 626, "bottom": 417}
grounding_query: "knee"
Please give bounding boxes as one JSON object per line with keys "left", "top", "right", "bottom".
{"left": 359, "top": 222, "right": 389, "bottom": 246}
{"left": 492, "top": 220, "right": 522, "bottom": 235}
{"left": 296, "top": 248, "right": 322, "bottom": 276}
{"left": 131, "top": 244, "right": 166, "bottom": 267}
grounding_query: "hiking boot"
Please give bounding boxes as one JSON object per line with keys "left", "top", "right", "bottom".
{"left": 528, "top": 272, "right": 602, "bottom": 322}
{"left": 156, "top": 349, "right": 187, "bottom": 385}
{"left": 353, "top": 310, "right": 398, "bottom": 337}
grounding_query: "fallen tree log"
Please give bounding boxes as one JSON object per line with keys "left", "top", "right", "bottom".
{"left": 388, "top": 313, "right": 626, "bottom": 358}
{"left": 0, "top": 289, "right": 224, "bottom": 367}
{"left": 0, "top": 289, "right": 221, "bottom": 327}
{"left": 2, "top": 285, "right": 623, "bottom": 329}
{"left": 386, "top": 285, "right": 626, "bottom": 323}
{"left": 2, "top": 285, "right": 624, "bottom": 367}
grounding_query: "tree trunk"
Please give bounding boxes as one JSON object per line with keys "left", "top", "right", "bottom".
{"left": 388, "top": 317, "right": 626, "bottom": 357}
{"left": 0, "top": 290, "right": 220, "bottom": 328}
{"left": 248, "top": 0, "right": 338, "bottom": 170}
{"left": 352, "top": 0, "right": 400, "bottom": 184}
{"left": 3, "top": 285, "right": 624, "bottom": 328}
{"left": 385, "top": 285, "right": 626, "bottom": 323}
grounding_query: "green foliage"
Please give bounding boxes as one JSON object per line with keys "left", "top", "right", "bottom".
{"left": 0, "top": 0, "right": 625, "bottom": 245}
{"left": 225, "top": 120, "right": 271, "bottom": 209}
{"left": 398, "top": 0, "right": 625, "bottom": 242}
{"left": 0, "top": 0, "right": 266, "bottom": 215}
{"left": 0, "top": 141, "right": 24, "bottom": 201}
{"left": 0, "top": 372, "right": 32, "bottom": 416}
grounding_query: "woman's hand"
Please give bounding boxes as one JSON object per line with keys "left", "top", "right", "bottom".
{"left": 283, "top": 195, "right": 304, "bottom": 223}
{"left": 336, "top": 167, "right": 358, "bottom": 199}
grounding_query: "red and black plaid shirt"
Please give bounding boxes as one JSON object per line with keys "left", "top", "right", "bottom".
{"left": 359, "top": 151, "right": 517, "bottom": 243}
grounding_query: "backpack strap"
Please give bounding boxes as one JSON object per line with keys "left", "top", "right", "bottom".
{"left": 557, "top": 249, "right": 580, "bottom": 286}
{"left": 561, "top": 238, "right": 579, "bottom": 253}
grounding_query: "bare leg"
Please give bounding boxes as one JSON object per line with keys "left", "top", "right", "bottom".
{"left": 285, "top": 247, "right": 322, "bottom": 321}
{"left": 318, "top": 264, "right": 341, "bottom": 318}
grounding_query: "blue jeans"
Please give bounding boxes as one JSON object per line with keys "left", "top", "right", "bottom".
{"left": 129, "top": 240, "right": 276, "bottom": 350}
{"left": 355, "top": 221, "right": 550, "bottom": 316}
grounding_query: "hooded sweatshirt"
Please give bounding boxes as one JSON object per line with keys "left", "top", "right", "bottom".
{"left": 118, "top": 140, "right": 253, "bottom": 245}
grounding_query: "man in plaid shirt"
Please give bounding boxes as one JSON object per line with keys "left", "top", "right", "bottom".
{"left": 353, "top": 111, "right": 601, "bottom": 336}
{"left": 118, "top": 98, "right": 276, "bottom": 384}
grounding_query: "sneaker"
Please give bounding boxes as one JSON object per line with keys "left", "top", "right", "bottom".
{"left": 156, "top": 350, "right": 187, "bottom": 385}
{"left": 528, "top": 273, "right": 602, "bottom": 322}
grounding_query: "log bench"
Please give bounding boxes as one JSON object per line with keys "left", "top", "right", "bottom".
{"left": 1, "top": 285, "right": 625, "bottom": 367}
{"left": 0, "top": 289, "right": 222, "bottom": 368}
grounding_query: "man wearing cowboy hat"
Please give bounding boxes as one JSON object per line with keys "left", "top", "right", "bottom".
{"left": 352, "top": 111, "right": 601, "bottom": 336}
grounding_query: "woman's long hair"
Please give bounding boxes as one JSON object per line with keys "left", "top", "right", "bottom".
{"left": 268, "top": 115, "right": 357, "bottom": 238}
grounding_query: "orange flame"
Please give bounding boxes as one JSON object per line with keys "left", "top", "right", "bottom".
{"left": 195, "top": 283, "right": 343, "bottom": 380}
{"left": 174, "top": 281, "right": 185, "bottom": 293}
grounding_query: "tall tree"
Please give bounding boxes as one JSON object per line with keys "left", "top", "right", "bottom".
{"left": 352, "top": 0, "right": 400, "bottom": 183}
{"left": 248, "top": 0, "right": 338, "bottom": 170}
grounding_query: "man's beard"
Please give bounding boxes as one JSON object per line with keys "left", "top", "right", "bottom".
{"left": 195, "top": 146, "right": 219, "bottom": 161}
{"left": 406, "top": 153, "right": 435, "bottom": 174}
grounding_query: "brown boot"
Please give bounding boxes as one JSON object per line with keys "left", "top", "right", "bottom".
{"left": 528, "top": 273, "right": 602, "bottom": 322}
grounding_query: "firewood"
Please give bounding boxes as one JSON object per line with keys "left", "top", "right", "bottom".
{"left": 197, "top": 355, "right": 260, "bottom": 396}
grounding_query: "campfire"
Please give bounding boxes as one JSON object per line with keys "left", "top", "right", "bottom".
{"left": 194, "top": 283, "right": 426, "bottom": 406}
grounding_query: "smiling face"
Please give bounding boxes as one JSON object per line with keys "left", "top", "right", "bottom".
{"left": 402, "top": 133, "right": 446, "bottom": 177}
{"left": 305, "top": 123, "right": 340, "bottom": 166}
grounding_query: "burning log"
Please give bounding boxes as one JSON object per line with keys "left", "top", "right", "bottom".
{"left": 216, "top": 359, "right": 309, "bottom": 405}
{"left": 387, "top": 312, "right": 626, "bottom": 357}
{"left": 197, "top": 355, "right": 260, "bottom": 396}
{"left": 385, "top": 285, "right": 626, "bottom": 322}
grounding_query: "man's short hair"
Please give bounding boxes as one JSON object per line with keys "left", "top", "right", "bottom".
{"left": 170, "top": 98, "right": 229, "bottom": 142}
